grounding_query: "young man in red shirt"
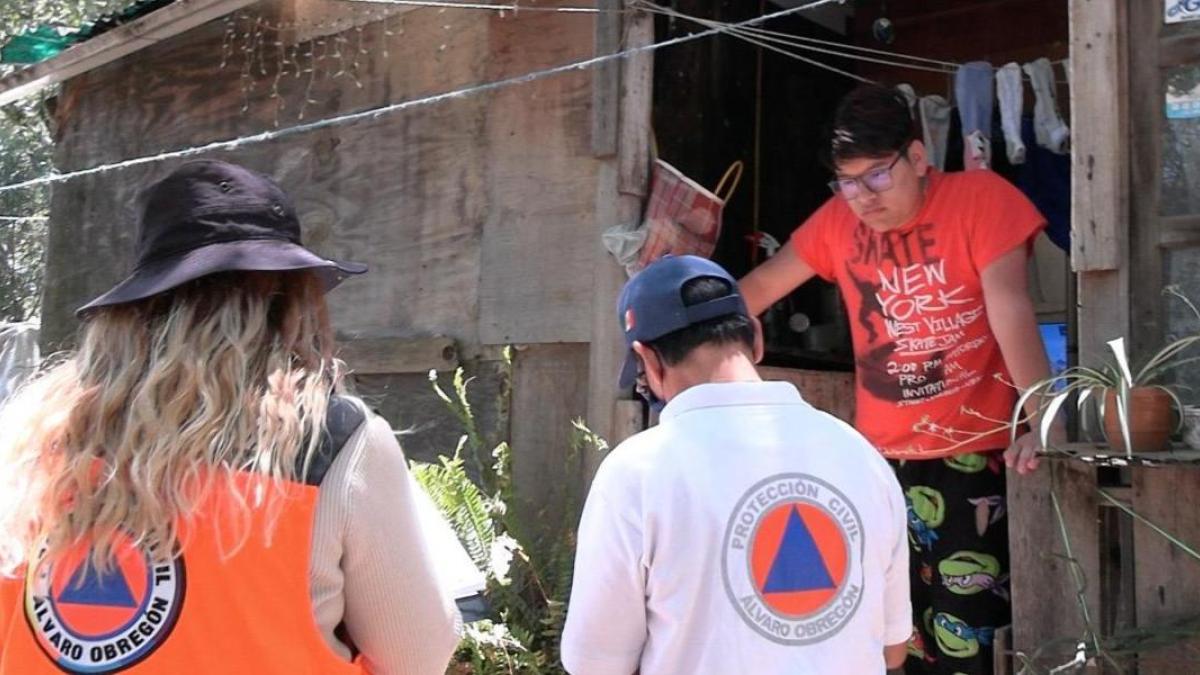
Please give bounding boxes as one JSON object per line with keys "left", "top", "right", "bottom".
{"left": 741, "top": 85, "right": 1061, "bottom": 675}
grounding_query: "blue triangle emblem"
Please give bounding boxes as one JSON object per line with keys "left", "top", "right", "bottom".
{"left": 762, "top": 506, "right": 836, "bottom": 593}
{"left": 56, "top": 558, "right": 137, "bottom": 608}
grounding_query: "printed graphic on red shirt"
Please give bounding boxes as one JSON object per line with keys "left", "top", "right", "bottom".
{"left": 791, "top": 171, "right": 1045, "bottom": 458}
{"left": 723, "top": 474, "right": 864, "bottom": 645}
{"left": 843, "top": 221, "right": 990, "bottom": 409}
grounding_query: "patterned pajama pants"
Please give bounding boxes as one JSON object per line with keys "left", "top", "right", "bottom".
{"left": 892, "top": 450, "right": 1011, "bottom": 675}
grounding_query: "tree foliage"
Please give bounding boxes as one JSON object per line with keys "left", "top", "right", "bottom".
{"left": 0, "top": 1, "right": 134, "bottom": 322}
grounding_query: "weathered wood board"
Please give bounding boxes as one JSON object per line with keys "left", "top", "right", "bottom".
{"left": 353, "top": 359, "right": 509, "bottom": 468}
{"left": 43, "top": 0, "right": 602, "bottom": 354}
{"left": 1131, "top": 468, "right": 1200, "bottom": 674}
{"left": 1007, "top": 460, "right": 1102, "bottom": 666}
{"left": 40, "top": 0, "right": 616, "bottom": 523}
{"left": 1069, "top": 0, "right": 1126, "bottom": 272}
{"left": 478, "top": 7, "right": 599, "bottom": 345}
{"left": 338, "top": 336, "right": 458, "bottom": 374}
{"left": 509, "top": 343, "right": 591, "bottom": 535}
{"left": 757, "top": 365, "right": 855, "bottom": 423}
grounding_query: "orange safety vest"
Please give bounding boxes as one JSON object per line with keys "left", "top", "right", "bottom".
{"left": 0, "top": 399, "right": 367, "bottom": 674}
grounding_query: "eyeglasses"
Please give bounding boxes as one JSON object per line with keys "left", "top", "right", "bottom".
{"left": 827, "top": 149, "right": 908, "bottom": 200}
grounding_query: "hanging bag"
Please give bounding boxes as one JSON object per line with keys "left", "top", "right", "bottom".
{"left": 635, "top": 159, "right": 743, "bottom": 270}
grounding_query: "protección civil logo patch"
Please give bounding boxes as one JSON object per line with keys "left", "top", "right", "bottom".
{"left": 23, "top": 532, "right": 185, "bottom": 673}
{"left": 722, "top": 473, "right": 864, "bottom": 645}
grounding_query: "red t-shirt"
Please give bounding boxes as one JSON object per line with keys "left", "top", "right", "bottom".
{"left": 791, "top": 170, "right": 1046, "bottom": 459}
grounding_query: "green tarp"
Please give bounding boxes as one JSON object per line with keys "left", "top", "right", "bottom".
{"left": 1, "top": 0, "right": 175, "bottom": 64}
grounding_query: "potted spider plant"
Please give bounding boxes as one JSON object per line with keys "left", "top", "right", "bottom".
{"left": 1012, "top": 289, "right": 1200, "bottom": 454}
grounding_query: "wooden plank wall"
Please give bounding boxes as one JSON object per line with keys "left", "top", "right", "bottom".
{"left": 46, "top": 0, "right": 485, "bottom": 347}
{"left": 44, "top": 0, "right": 601, "bottom": 351}
{"left": 1131, "top": 468, "right": 1200, "bottom": 673}
{"left": 43, "top": 0, "right": 606, "bottom": 511}
{"left": 584, "top": 8, "right": 653, "bottom": 482}
{"left": 477, "top": 8, "right": 601, "bottom": 345}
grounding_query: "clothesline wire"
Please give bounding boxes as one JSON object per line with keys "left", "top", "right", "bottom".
{"left": 636, "top": 0, "right": 944, "bottom": 74}
{"left": 0, "top": 0, "right": 842, "bottom": 196}
{"left": 343, "top": 0, "right": 1070, "bottom": 82}
{"left": 638, "top": 1, "right": 1067, "bottom": 84}
{"left": 721, "top": 24, "right": 954, "bottom": 74}
{"left": 732, "top": 24, "right": 957, "bottom": 70}
{"left": 737, "top": 23, "right": 1070, "bottom": 73}
{"left": 715, "top": 21, "right": 875, "bottom": 83}
{"left": 737, "top": 28, "right": 1070, "bottom": 84}
{"left": 635, "top": 1, "right": 875, "bottom": 83}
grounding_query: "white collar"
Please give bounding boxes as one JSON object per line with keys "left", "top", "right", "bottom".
{"left": 660, "top": 381, "right": 806, "bottom": 422}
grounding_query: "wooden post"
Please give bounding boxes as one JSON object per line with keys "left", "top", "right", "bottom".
{"left": 1006, "top": 3, "right": 1132, "bottom": 670}
{"left": 585, "top": 6, "right": 652, "bottom": 482}
{"left": 1068, "top": 0, "right": 1129, "bottom": 431}
{"left": 1069, "top": 0, "right": 1128, "bottom": 274}
{"left": 1007, "top": 460, "right": 1102, "bottom": 668}
{"left": 511, "top": 344, "right": 592, "bottom": 536}
{"left": 591, "top": 0, "right": 621, "bottom": 158}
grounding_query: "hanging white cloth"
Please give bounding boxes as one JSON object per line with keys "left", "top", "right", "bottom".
{"left": 955, "top": 61, "right": 995, "bottom": 170}
{"left": 895, "top": 83, "right": 919, "bottom": 120}
{"left": 918, "top": 95, "right": 952, "bottom": 170}
{"left": 996, "top": 63, "right": 1027, "bottom": 164}
{"left": 1023, "top": 57, "right": 1070, "bottom": 154}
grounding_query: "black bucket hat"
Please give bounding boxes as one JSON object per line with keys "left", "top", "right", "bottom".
{"left": 76, "top": 160, "right": 367, "bottom": 316}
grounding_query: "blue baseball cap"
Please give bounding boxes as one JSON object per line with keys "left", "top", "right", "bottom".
{"left": 617, "top": 255, "right": 750, "bottom": 388}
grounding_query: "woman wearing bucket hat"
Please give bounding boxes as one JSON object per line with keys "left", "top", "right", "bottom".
{"left": 0, "top": 160, "right": 459, "bottom": 674}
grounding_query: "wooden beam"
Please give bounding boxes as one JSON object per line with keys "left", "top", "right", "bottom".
{"left": 1158, "top": 216, "right": 1200, "bottom": 248}
{"left": 612, "top": 399, "right": 644, "bottom": 446}
{"left": 1069, "top": 0, "right": 1128, "bottom": 272}
{"left": 1159, "top": 30, "right": 1200, "bottom": 69}
{"left": 0, "top": 0, "right": 256, "bottom": 107}
{"left": 1070, "top": 0, "right": 1129, "bottom": 440}
{"left": 993, "top": 624, "right": 1011, "bottom": 675}
{"left": 1008, "top": 460, "right": 1102, "bottom": 666}
{"left": 591, "top": 0, "right": 621, "bottom": 158}
{"left": 1128, "top": 0, "right": 1163, "bottom": 358}
{"left": 510, "top": 343, "right": 591, "bottom": 535}
{"left": 617, "top": 11, "right": 653, "bottom": 198}
{"left": 339, "top": 336, "right": 459, "bottom": 375}
{"left": 584, "top": 7, "right": 652, "bottom": 483}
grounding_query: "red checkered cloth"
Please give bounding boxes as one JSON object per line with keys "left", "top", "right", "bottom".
{"left": 636, "top": 159, "right": 742, "bottom": 270}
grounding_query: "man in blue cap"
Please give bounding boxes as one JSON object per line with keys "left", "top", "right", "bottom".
{"left": 561, "top": 255, "right": 911, "bottom": 674}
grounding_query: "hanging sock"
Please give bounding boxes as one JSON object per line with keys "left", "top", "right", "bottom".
{"left": 1023, "top": 57, "right": 1070, "bottom": 154}
{"left": 896, "top": 83, "right": 919, "bottom": 120}
{"left": 955, "top": 61, "right": 995, "bottom": 170}
{"left": 996, "top": 63, "right": 1026, "bottom": 164}
{"left": 919, "top": 95, "right": 952, "bottom": 170}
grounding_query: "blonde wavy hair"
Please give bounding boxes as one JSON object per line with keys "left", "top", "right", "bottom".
{"left": 0, "top": 270, "right": 344, "bottom": 574}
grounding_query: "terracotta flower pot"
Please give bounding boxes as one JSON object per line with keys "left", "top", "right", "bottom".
{"left": 1103, "top": 387, "right": 1175, "bottom": 452}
